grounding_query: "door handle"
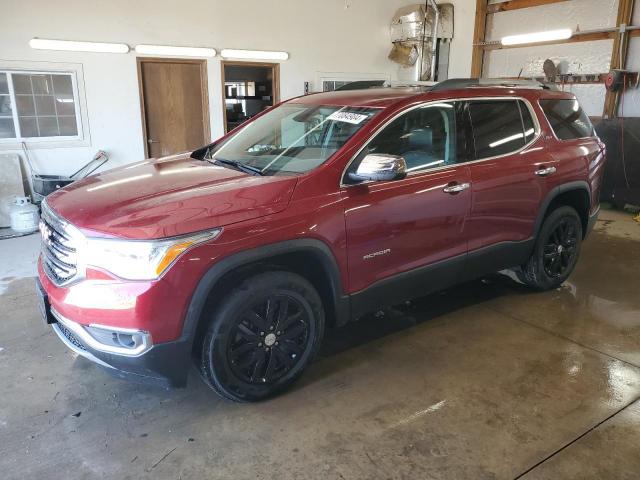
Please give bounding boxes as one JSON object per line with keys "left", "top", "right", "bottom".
{"left": 535, "top": 166, "right": 557, "bottom": 177}
{"left": 147, "top": 139, "right": 161, "bottom": 144}
{"left": 443, "top": 182, "right": 471, "bottom": 194}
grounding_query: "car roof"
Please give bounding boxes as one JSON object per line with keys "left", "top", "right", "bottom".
{"left": 288, "top": 82, "right": 577, "bottom": 109}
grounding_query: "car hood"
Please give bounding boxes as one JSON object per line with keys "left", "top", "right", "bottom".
{"left": 46, "top": 153, "right": 298, "bottom": 239}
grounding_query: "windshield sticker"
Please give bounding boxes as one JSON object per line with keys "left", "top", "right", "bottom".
{"left": 327, "top": 111, "right": 369, "bottom": 125}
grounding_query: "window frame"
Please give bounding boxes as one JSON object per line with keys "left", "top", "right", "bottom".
{"left": 340, "top": 96, "right": 541, "bottom": 187}
{"left": 0, "top": 68, "right": 85, "bottom": 146}
{"left": 466, "top": 98, "right": 541, "bottom": 161}
{"left": 538, "top": 98, "right": 595, "bottom": 142}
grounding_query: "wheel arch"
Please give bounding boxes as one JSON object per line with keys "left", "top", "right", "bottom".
{"left": 534, "top": 181, "right": 592, "bottom": 239}
{"left": 181, "top": 239, "right": 350, "bottom": 354}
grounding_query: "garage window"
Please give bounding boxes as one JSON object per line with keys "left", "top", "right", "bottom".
{"left": 0, "top": 71, "right": 81, "bottom": 141}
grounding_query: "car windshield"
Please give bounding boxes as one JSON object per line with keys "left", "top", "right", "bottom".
{"left": 202, "top": 104, "right": 379, "bottom": 175}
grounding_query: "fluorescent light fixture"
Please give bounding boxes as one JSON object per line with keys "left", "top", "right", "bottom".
{"left": 220, "top": 49, "right": 289, "bottom": 61}
{"left": 135, "top": 45, "right": 217, "bottom": 57}
{"left": 501, "top": 29, "right": 572, "bottom": 46}
{"left": 29, "top": 38, "right": 129, "bottom": 53}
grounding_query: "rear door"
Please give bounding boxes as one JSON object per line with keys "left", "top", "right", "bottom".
{"left": 342, "top": 101, "right": 471, "bottom": 309}
{"left": 464, "top": 98, "right": 556, "bottom": 252}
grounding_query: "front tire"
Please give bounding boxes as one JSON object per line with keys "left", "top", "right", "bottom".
{"left": 517, "top": 206, "right": 583, "bottom": 290}
{"left": 200, "top": 271, "right": 325, "bottom": 402}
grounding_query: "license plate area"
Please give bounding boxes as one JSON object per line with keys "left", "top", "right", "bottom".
{"left": 35, "top": 279, "right": 56, "bottom": 325}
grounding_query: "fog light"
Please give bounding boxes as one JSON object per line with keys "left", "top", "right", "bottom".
{"left": 51, "top": 307, "right": 153, "bottom": 357}
{"left": 84, "top": 324, "right": 152, "bottom": 356}
{"left": 114, "top": 332, "right": 142, "bottom": 348}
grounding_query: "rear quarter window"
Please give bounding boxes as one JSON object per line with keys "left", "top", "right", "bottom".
{"left": 539, "top": 98, "right": 595, "bottom": 140}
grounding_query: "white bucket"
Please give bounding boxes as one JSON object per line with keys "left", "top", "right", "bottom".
{"left": 9, "top": 196, "right": 40, "bottom": 233}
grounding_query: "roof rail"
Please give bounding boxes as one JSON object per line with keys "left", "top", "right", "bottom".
{"left": 389, "top": 80, "right": 437, "bottom": 88}
{"left": 431, "top": 78, "right": 551, "bottom": 91}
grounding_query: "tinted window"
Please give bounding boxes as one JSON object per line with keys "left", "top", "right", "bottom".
{"left": 540, "top": 98, "right": 594, "bottom": 140}
{"left": 350, "top": 102, "right": 457, "bottom": 176}
{"left": 468, "top": 100, "right": 527, "bottom": 158}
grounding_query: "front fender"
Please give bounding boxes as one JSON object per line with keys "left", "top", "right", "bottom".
{"left": 180, "top": 238, "right": 350, "bottom": 348}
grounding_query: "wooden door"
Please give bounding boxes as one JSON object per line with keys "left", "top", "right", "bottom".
{"left": 138, "top": 58, "right": 210, "bottom": 158}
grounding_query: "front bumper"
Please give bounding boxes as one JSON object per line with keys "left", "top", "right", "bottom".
{"left": 40, "top": 279, "right": 191, "bottom": 388}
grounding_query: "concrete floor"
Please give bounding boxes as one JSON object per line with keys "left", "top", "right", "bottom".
{"left": 1, "top": 209, "right": 639, "bottom": 479}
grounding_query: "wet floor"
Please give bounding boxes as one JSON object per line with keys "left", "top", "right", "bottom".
{"left": 1, "top": 210, "right": 639, "bottom": 479}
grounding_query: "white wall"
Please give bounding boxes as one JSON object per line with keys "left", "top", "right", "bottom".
{"left": 484, "top": 0, "right": 640, "bottom": 118}
{"left": 0, "top": 0, "right": 475, "bottom": 175}
{"left": 484, "top": 40, "right": 613, "bottom": 115}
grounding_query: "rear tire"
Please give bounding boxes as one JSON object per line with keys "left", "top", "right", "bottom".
{"left": 517, "top": 206, "right": 583, "bottom": 291}
{"left": 199, "top": 271, "right": 325, "bottom": 402}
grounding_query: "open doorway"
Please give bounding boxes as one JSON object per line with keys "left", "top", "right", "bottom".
{"left": 221, "top": 61, "right": 279, "bottom": 133}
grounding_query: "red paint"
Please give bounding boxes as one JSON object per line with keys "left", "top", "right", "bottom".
{"left": 39, "top": 86, "right": 605, "bottom": 344}
{"left": 47, "top": 157, "right": 297, "bottom": 239}
{"left": 343, "top": 165, "right": 471, "bottom": 292}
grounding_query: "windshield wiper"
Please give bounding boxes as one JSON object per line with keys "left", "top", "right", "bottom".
{"left": 207, "top": 158, "right": 264, "bottom": 176}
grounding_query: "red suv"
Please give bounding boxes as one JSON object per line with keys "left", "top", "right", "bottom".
{"left": 36, "top": 79, "right": 606, "bottom": 401}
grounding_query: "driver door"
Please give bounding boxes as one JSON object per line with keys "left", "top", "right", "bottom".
{"left": 342, "top": 102, "right": 472, "bottom": 314}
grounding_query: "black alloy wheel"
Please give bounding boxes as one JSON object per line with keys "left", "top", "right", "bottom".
{"left": 228, "top": 294, "right": 310, "bottom": 385}
{"left": 200, "top": 271, "right": 324, "bottom": 402}
{"left": 542, "top": 218, "right": 579, "bottom": 278}
{"left": 517, "top": 206, "right": 583, "bottom": 291}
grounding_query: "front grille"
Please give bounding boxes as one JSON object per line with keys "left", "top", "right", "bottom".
{"left": 56, "top": 322, "right": 87, "bottom": 351}
{"left": 40, "top": 200, "right": 79, "bottom": 285}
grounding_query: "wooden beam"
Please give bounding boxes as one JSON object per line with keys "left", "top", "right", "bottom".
{"left": 471, "top": 0, "right": 489, "bottom": 77}
{"left": 603, "top": 0, "right": 636, "bottom": 118}
{"left": 487, "top": 0, "right": 570, "bottom": 14}
{"left": 481, "top": 30, "right": 615, "bottom": 50}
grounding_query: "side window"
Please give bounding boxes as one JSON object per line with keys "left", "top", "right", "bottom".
{"left": 468, "top": 100, "right": 527, "bottom": 159}
{"left": 539, "top": 98, "right": 594, "bottom": 140}
{"left": 348, "top": 102, "right": 457, "bottom": 178}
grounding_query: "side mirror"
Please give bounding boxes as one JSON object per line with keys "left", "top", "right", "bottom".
{"left": 348, "top": 154, "right": 407, "bottom": 183}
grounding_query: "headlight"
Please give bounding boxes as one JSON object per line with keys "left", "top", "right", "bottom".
{"left": 83, "top": 229, "right": 221, "bottom": 280}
